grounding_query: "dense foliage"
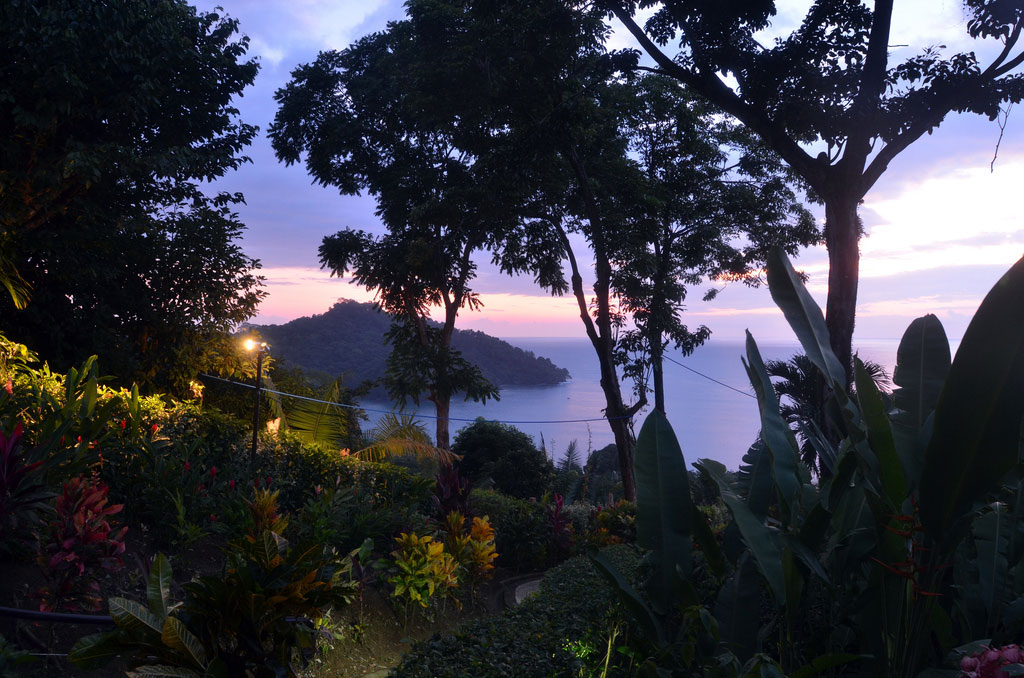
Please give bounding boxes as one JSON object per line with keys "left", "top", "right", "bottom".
{"left": 391, "top": 544, "right": 640, "bottom": 678}
{"left": 596, "top": 251, "right": 1024, "bottom": 677}
{"left": 0, "top": 0, "right": 264, "bottom": 394}
{"left": 453, "top": 419, "right": 553, "bottom": 499}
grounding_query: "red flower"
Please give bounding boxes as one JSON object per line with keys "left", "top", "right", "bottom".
{"left": 210, "top": 514, "right": 217, "bottom": 523}
{"left": 210, "top": 466, "right": 218, "bottom": 481}
{"left": 265, "top": 476, "right": 272, "bottom": 487}
{"left": 184, "top": 461, "right": 191, "bottom": 472}
{"left": 229, "top": 479, "right": 236, "bottom": 491}
{"left": 120, "top": 419, "right": 126, "bottom": 430}
{"left": 151, "top": 424, "right": 159, "bottom": 434}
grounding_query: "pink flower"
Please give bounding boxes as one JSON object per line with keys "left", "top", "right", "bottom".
{"left": 265, "top": 476, "right": 272, "bottom": 487}
{"left": 184, "top": 461, "right": 191, "bottom": 472}
{"left": 315, "top": 485, "right": 323, "bottom": 496}
{"left": 229, "top": 479, "right": 236, "bottom": 491}
{"left": 210, "top": 514, "right": 217, "bottom": 523}
{"left": 4, "top": 378, "right": 12, "bottom": 395}
{"left": 210, "top": 466, "right": 218, "bottom": 481}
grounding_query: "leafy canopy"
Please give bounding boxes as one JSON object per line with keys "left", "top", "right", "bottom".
{"left": 0, "top": 0, "right": 264, "bottom": 394}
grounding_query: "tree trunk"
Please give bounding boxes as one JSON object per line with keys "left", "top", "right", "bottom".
{"left": 649, "top": 323, "right": 666, "bottom": 414}
{"left": 823, "top": 196, "right": 861, "bottom": 384}
{"left": 434, "top": 395, "right": 451, "bottom": 451}
{"left": 594, "top": 343, "right": 638, "bottom": 501}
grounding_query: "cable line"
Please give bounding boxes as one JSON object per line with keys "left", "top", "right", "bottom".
{"left": 662, "top": 355, "right": 756, "bottom": 399}
{"left": 199, "top": 373, "right": 633, "bottom": 424}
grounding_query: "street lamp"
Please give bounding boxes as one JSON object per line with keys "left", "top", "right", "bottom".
{"left": 244, "top": 339, "right": 269, "bottom": 464}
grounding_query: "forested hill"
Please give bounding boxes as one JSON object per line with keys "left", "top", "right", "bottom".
{"left": 249, "top": 300, "right": 570, "bottom": 389}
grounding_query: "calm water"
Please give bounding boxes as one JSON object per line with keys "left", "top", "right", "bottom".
{"left": 362, "top": 336, "right": 902, "bottom": 471}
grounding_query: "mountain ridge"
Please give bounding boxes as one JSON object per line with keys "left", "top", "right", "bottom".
{"left": 248, "top": 299, "right": 571, "bottom": 390}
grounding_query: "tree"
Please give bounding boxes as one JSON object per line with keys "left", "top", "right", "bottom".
{"left": 400, "top": 0, "right": 813, "bottom": 499}
{"left": 606, "top": 0, "right": 1024, "bottom": 378}
{"left": 0, "top": 0, "right": 263, "bottom": 393}
{"left": 269, "top": 28, "right": 536, "bottom": 449}
{"left": 612, "top": 74, "right": 818, "bottom": 413}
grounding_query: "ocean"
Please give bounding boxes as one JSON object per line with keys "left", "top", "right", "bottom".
{"left": 362, "top": 336, "right": 902, "bottom": 471}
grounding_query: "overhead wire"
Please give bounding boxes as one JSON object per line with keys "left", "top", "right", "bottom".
{"left": 199, "top": 373, "right": 633, "bottom": 423}
{"left": 201, "top": 353, "right": 755, "bottom": 427}
{"left": 662, "top": 355, "right": 756, "bottom": 399}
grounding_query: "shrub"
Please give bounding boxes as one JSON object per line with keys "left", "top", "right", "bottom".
{"left": 71, "top": 536, "right": 358, "bottom": 677}
{"left": 38, "top": 476, "right": 126, "bottom": 612}
{"left": 0, "top": 422, "right": 51, "bottom": 556}
{"left": 441, "top": 511, "right": 498, "bottom": 587}
{"left": 470, "top": 488, "right": 548, "bottom": 571}
{"left": 387, "top": 532, "right": 459, "bottom": 617}
{"left": 390, "top": 544, "right": 640, "bottom": 678}
{"left": 452, "top": 419, "right": 552, "bottom": 499}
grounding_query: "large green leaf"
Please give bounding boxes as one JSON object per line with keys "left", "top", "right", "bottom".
{"left": 974, "top": 504, "right": 1014, "bottom": 630}
{"left": 69, "top": 631, "right": 130, "bottom": 670}
{"left": 736, "top": 438, "right": 772, "bottom": 520}
{"left": 161, "top": 617, "right": 207, "bottom": 670}
{"left": 713, "top": 553, "right": 761, "bottom": 662}
{"left": 892, "top": 314, "right": 950, "bottom": 488}
{"left": 634, "top": 410, "right": 693, "bottom": 609}
{"left": 147, "top": 553, "right": 173, "bottom": 620}
{"left": 743, "top": 331, "right": 807, "bottom": 520}
{"left": 697, "top": 459, "right": 786, "bottom": 605}
{"left": 854, "top": 357, "right": 907, "bottom": 511}
{"left": 919, "top": 256, "right": 1024, "bottom": 540}
{"left": 765, "top": 248, "right": 847, "bottom": 390}
{"left": 691, "top": 503, "right": 726, "bottom": 576}
{"left": 591, "top": 551, "right": 666, "bottom": 647}
{"left": 109, "top": 597, "right": 163, "bottom": 636}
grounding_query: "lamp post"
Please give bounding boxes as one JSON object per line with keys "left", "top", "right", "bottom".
{"left": 244, "top": 339, "right": 268, "bottom": 464}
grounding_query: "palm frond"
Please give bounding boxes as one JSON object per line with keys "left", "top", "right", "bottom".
{"left": 357, "top": 413, "right": 457, "bottom": 464}
{"left": 282, "top": 379, "right": 349, "bottom": 450}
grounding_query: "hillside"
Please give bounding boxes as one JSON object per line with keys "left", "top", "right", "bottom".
{"left": 250, "top": 300, "right": 570, "bottom": 390}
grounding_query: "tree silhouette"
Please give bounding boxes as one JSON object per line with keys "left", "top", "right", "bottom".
{"left": 0, "top": 0, "right": 263, "bottom": 393}
{"left": 612, "top": 74, "right": 818, "bottom": 413}
{"left": 607, "top": 0, "right": 1024, "bottom": 380}
{"left": 270, "top": 26, "right": 544, "bottom": 448}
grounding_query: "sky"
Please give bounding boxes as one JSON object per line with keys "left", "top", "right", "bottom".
{"left": 192, "top": 0, "right": 1023, "bottom": 343}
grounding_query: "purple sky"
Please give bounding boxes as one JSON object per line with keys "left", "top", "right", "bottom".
{"left": 194, "top": 0, "right": 1024, "bottom": 343}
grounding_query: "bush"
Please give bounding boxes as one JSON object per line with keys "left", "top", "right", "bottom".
{"left": 470, "top": 488, "right": 548, "bottom": 571}
{"left": 452, "top": 419, "right": 552, "bottom": 499}
{"left": 390, "top": 544, "right": 640, "bottom": 678}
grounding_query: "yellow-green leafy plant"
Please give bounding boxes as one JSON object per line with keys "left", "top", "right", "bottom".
{"left": 442, "top": 510, "right": 472, "bottom": 564}
{"left": 387, "top": 532, "right": 459, "bottom": 618}
{"left": 467, "top": 515, "right": 498, "bottom": 582}
{"left": 440, "top": 511, "right": 498, "bottom": 587}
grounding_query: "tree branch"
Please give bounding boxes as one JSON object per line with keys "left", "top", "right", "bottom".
{"left": 983, "top": 20, "right": 1022, "bottom": 78}
{"left": 607, "top": 3, "right": 822, "bottom": 190}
